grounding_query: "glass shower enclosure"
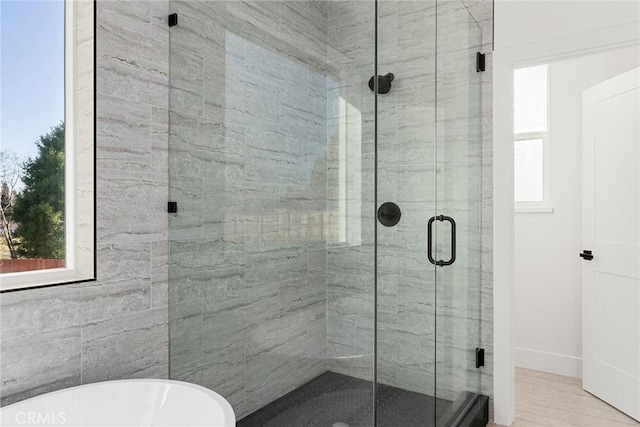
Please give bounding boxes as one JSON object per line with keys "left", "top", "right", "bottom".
{"left": 167, "top": 0, "right": 487, "bottom": 425}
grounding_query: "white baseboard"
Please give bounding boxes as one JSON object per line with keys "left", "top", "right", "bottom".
{"left": 515, "top": 347, "right": 582, "bottom": 378}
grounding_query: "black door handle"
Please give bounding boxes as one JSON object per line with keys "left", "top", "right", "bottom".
{"left": 427, "top": 215, "right": 456, "bottom": 266}
{"left": 580, "top": 250, "right": 594, "bottom": 261}
{"left": 427, "top": 216, "right": 437, "bottom": 265}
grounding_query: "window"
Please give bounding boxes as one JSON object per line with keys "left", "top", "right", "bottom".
{"left": 326, "top": 93, "right": 362, "bottom": 247}
{"left": 0, "top": 0, "right": 95, "bottom": 291}
{"left": 514, "top": 64, "right": 551, "bottom": 212}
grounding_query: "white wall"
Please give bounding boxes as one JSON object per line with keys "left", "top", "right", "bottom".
{"left": 514, "top": 47, "right": 640, "bottom": 378}
{"left": 493, "top": 0, "right": 640, "bottom": 423}
{"left": 495, "top": 1, "right": 640, "bottom": 51}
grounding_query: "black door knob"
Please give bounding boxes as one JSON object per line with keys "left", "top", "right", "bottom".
{"left": 580, "top": 250, "right": 594, "bottom": 261}
{"left": 377, "top": 202, "right": 401, "bottom": 227}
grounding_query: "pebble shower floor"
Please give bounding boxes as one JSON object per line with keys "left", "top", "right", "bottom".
{"left": 237, "top": 372, "right": 451, "bottom": 427}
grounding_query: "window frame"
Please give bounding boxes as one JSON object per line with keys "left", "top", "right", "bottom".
{"left": 514, "top": 64, "right": 553, "bottom": 213}
{"left": 514, "top": 131, "right": 552, "bottom": 212}
{"left": 0, "top": 0, "right": 96, "bottom": 292}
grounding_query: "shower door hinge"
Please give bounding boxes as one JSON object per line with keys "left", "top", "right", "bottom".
{"left": 168, "top": 201, "right": 178, "bottom": 213}
{"left": 475, "top": 348, "right": 485, "bottom": 368}
{"left": 168, "top": 13, "right": 178, "bottom": 27}
{"left": 476, "top": 52, "right": 486, "bottom": 72}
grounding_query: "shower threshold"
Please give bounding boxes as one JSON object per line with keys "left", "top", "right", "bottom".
{"left": 237, "top": 372, "right": 488, "bottom": 427}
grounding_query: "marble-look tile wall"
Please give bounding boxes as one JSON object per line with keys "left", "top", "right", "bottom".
{"left": 167, "top": 1, "right": 329, "bottom": 419}
{"left": 0, "top": 0, "right": 170, "bottom": 406}
{"left": 324, "top": 0, "right": 376, "bottom": 385}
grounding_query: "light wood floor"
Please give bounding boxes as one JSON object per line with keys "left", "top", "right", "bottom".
{"left": 491, "top": 368, "right": 640, "bottom": 426}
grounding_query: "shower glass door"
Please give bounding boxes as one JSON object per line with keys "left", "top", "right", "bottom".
{"left": 374, "top": 0, "right": 483, "bottom": 424}
{"left": 433, "top": 0, "right": 483, "bottom": 422}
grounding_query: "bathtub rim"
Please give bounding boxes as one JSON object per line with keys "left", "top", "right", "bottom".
{"left": 0, "top": 378, "right": 236, "bottom": 423}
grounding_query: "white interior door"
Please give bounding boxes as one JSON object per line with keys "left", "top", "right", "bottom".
{"left": 582, "top": 67, "right": 640, "bottom": 422}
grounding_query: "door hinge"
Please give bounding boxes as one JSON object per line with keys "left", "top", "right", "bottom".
{"left": 168, "top": 13, "right": 178, "bottom": 27}
{"left": 476, "top": 52, "right": 486, "bottom": 72}
{"left": 168, "top": 201, "right": 178, "bottom": 213}
{"left": 476, "top": 348, "right": 485, "bottom": 368}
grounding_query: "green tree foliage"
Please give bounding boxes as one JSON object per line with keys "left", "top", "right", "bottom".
{"left": 13, "top": 123, "right": 65, "bottom": 259}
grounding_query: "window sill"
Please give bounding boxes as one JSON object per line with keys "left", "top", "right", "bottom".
{"left": 0, "top": 267, "right": 93, "bottom": 292}
{"left": 515, "top": 206, "right": 554, "bottom": 213}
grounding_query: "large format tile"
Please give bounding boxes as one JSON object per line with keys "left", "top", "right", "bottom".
{"left": 97, "top": 0, "right": 168, "bottom": 106}
{"left": 151, "top": 106, "right": 170, "bottom": 174}
{"left": 96, "top": 170, "right": 168, "bottom": 244}
{"left": 169, "top": 300, "right": 204, "bottom": 372}
{"left": 81, "top": 308, "right": 168, "bottom": 384}
{"left": 97, "top": 94, "right": 152, "bottom": 172}
{"left": 0, "top": 326, "right": 81, "bottom": 406}
{"left": 245, "top": 247, "right": 307, "bottom": 287}
{"left": 82, "top": 242, "right": 152, "bottom": 322}
{"left": 0, "top": 284, "right": 83, "bottom": 340}
{"left": 151, "top": 239, "right": 169, "bottom": 307}
{"left": 170, "top": 48, "right": 204, "bottom": 117}
{"left": 174, "top": 350, "right": 246, "bottom": 409}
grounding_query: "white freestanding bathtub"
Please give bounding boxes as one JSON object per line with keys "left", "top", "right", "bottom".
{"left": 0, "top": 379, "right": 235, "bottom": 427}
